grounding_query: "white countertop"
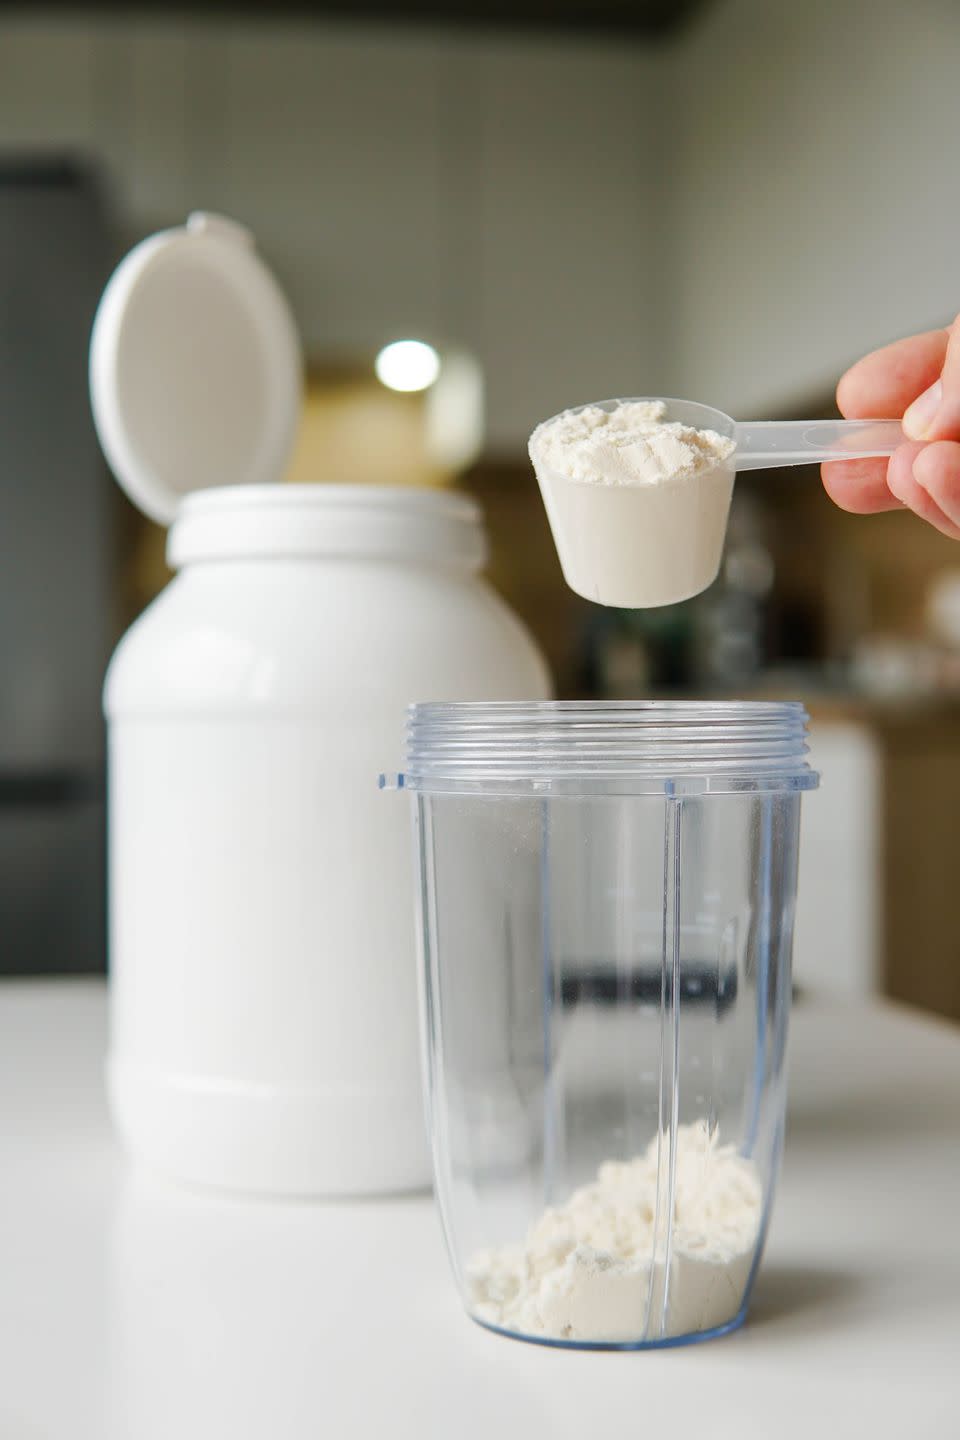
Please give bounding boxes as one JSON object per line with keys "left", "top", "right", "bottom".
{"left": 1, "top": 980, "right": 959, "bottom": 1439}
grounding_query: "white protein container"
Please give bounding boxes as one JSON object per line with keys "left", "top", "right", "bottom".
{"left": 95, "top": 214, "right": 551, "bottom": 1196}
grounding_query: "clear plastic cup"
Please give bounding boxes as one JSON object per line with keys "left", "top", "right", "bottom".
{"left": 529, "top": 398, "right": 736, "bottom": 608}
{"left": 387, "top": 700, "right": 818, "bottom": 1349}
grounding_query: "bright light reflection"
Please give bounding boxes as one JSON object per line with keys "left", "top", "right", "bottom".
{"left": 375, "top": 339, "right": 441, "bottom": 393}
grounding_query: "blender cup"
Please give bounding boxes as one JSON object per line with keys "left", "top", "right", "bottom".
{"left": 388, "top": 700, "right": 818, "bottom": 1349}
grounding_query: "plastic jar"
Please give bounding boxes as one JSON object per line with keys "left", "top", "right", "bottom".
{"left": 389, "top": 700, "right": 817, "bottom": 1346}
{"left": 105, "top": 486, "right": 550, "bottom": 1195}
{"left": 91, "top": 213, "right": 550, "bottom": 1195}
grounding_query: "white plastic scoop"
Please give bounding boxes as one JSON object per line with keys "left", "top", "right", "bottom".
{"left": 530, "top": 397, "right": 905, "bottom": 609}
{"left": 733, "top": 416, "right": 903, "bottom": 469}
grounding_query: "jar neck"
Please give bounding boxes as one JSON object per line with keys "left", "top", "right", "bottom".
{"left": 167, "top": 484, "right": 487, "bottom": 571}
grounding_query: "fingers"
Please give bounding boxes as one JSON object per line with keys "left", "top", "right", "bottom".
{"left": 885, "top": 441, "right": 960, "bottom": 540}
{"left": 911, "top": 441, "right": 960, "bottom": 531}
{"left": 837, "top": 328, "right": 950, "bottom": 420}
{"left": 822, "top": 433, "right": 960, "bottom": 539}
{"left": 820, "top": 457, "right": 904, "bottom": 514}
{"left": 903, "top": 313, "right": 960, "bottom": 441}
{"left": 827, "top": 322, "right": 960, "bottom": 536}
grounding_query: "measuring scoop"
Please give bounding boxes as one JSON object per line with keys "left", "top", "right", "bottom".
{"left": 531, "top": 397, "right": 905, "bottom": 609}
{"left": 733, "top": 416, "right": 904, "bottom": 469}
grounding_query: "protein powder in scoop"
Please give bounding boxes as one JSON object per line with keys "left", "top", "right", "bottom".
{"left": 530, "top": 399, "right": 737, "bottom": 608}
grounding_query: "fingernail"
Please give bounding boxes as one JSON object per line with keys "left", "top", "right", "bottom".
{"left": 903, "top": 379, "right": 943, "bottom": 439}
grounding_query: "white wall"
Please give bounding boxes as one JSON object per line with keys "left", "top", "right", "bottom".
{"left": 0, "top": 15, "right": 660, "bottom": 451}
{"left": 2, "top": 3, "right": 959, "bottom": 441}
{"left": 665, "top": 0, "right": 960, "bottom": 417}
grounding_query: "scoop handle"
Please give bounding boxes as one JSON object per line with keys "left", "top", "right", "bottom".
{"left": 733, "top": 419, "right": 905, "bottom": 471}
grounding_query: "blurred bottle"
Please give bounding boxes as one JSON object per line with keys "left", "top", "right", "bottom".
{"left": 925, "top": 567, "right": 960, "bottom": 694}
{"left": 582, "top": 604, "right": 694, "bottom": 697}
{"left": 691, "top": 489, "right": 775, "bottom": 689}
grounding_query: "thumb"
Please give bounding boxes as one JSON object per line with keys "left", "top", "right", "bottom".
{"left": 903, "top": 313, "right": 960, "bottom": 440}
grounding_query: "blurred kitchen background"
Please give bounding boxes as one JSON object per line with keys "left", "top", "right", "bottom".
{"left": 2, "top": 0, "right": 959, "bottom": 1022}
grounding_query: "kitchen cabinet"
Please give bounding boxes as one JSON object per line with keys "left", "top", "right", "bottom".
{"left": 879, "top": 709, "right": 960, "bottom": 1022}
{"left": 795, "top": 702, "right": 960, "bottom": 1024}
{"left": 0, "top": 159, "right": 111, "bottom": 974}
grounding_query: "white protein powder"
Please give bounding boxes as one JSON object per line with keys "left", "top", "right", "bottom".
{"left": 529, "top": 400, "right": 737, "bottom": 608}
{"left": 466, "top": 1121, "right": 762, "bottom": 1345}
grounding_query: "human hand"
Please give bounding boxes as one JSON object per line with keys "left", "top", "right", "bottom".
{"left": 821, "top": 318, "right": 960, "bottom": 538}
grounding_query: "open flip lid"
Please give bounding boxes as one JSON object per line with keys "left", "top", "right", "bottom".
{"left": 90, "top": 211, "right": 302, "bottom": 525}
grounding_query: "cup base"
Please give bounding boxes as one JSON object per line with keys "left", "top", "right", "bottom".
{"left": 469, "top": 1300, "right": 749, "bottom": 1352}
